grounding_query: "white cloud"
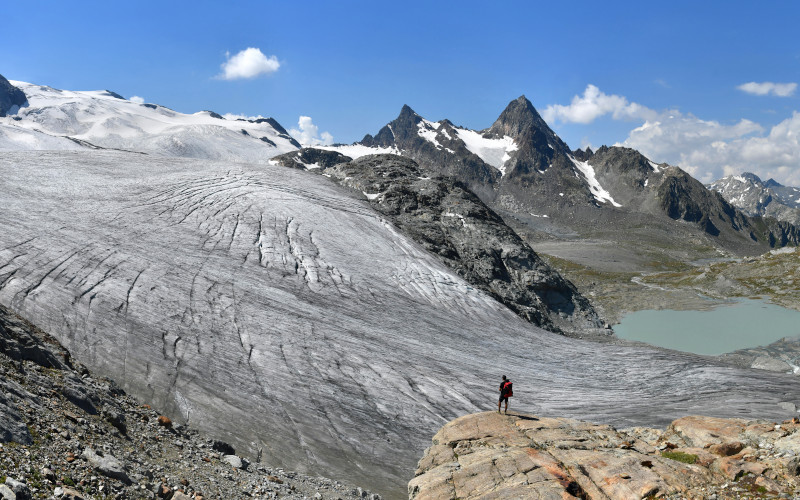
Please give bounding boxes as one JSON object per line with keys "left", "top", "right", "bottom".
{"left": 544, "top": 84, "right": 800, "bottom": 186}
{"left": 542, "top": 84, "right": 658, "bottom": 124}
{"left": 620, "top": 110, "right": 800, "bottom": 185}
{"left": 289, "top": 116, "right": 334, "bottom": 146}
{"left": 218, "top": 48, "right": 280, "bottom": 80}
{"left": 129, "top": 95, "right": 145, "bottom": 104}
{"left": 737, "top": 81, "right": 797, "bottom": 97}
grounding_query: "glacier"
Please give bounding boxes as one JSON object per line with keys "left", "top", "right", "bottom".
{"left": 0, "top": 150, "right": 798, "bottom": 498}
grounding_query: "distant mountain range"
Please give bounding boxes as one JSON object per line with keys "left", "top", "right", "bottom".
{"left": 708, "top": 172, "right": 800, "bottom": 226}
{"left": 319, "top": 96, "right": 800, "bottom": 255}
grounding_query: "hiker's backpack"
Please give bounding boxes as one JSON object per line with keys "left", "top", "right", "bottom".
{"left": 503, "top": 381, "right": 513, "bottom": 397}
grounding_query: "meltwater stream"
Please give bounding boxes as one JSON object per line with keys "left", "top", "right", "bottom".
{"left": 614, "top": 298, "right": 800, "bottom": 355}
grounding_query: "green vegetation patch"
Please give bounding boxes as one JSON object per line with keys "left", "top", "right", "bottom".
{"left": 661, "top": 450, "right": 698, "bottom": 464}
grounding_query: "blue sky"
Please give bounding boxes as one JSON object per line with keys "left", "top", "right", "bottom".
{"left": 4, "top": 1, "right": 800, "bottom": 184}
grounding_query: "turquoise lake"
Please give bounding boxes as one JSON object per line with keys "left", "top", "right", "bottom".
{"left": 613, "top": 298, "right": 800, "bottom": 355}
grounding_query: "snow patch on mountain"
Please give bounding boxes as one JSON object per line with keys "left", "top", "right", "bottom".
{"left": 455, "top": 128, "right": 517, "bottom": 175}
{"left": 317, "top": 143, "right": 400, "bottom": 159}
{"left": 417, "top": 119, "right": 442, "bottom": 148}
{"left": 570, "top": 157, "right": 622, "bottom": 207}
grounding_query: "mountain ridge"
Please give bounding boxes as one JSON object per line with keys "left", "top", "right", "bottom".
{"left": 345, "top": 96, "right": 800, "bottom": 255}
{"left": 709, "top": 172, "right": 800, "bottom": 226}
{"left": 0, "top": 75, "right": 300, "bottom": 161}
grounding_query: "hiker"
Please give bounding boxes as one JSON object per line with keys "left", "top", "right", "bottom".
{"left": 497, "top": 375, "right": 512, "bottom": 413}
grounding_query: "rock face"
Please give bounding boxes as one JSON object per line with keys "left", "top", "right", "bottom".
{"left": 318, "top": 153, "right": 604, "bottom": 334}
{"left": 709, "top": 172, "right": 800, "bottom": 226}
{"left": 0, "top": 74, "right": 26, "bottom": 117}
{"left": 410, "top": 412, "right": 800, "bottom": 499}
{"left": 271, "top": 148, "right": 352, "bottom": 170}
{"left": 2, "top": 150, "right": 800, "bottom": 499}
{"left": 655, "top": 167, "right": 800, "bottom": 248}
{"left": 361, "top": 104, "right": 500, "bottom": 187}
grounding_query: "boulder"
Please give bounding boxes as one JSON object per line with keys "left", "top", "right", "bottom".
{"left": 0, "top": 485, "right": 14, "bottom": 500}
{"left": 222, "top": 454, "right": 248, "bottom": 470}
{"left": 1, "top": 478, "right": 30, "bottom": 500}
{"left": 662, "top": 415, "right": 747, "bottom": 448}
{"left": 53, "top": 487, "right": 85, "bottom": 500}
{"left": 81, "top": 447, "right": 132, "bottom": 484}
{"left": 751, "top": 355, "right": 792, "bottom": 372}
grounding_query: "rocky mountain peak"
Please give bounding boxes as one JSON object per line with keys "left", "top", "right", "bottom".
{"left": 398, "top": 103, "right": 419, "bottom": 119}
{"left": 740, "top": 172, "right": 764, "bottom": 184}
{"left": 487, "top": 95, "right": 567, "bottom": 151}
{"left": 361, "top": 104, "right": 424, "bottom": 148}
{"left": 571, "top": 146, "right": 594, "bottom": 161}
{"left": 709, "top": 171, "right": 800, "bottom": 225}
{"left": 0, "top": 74, "right": 27, "bottom": 117}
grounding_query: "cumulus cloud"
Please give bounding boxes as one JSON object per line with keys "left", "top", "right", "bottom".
{"left": 737, "top": 81, "right": 797, "bottom": 97}
{"left": 543, "top": 84, "right": 800, "bottom": 185}
{"left": 542, "top": 84, "right": 658, "bottom": 124}
{"left": 289, "top": 116, "right": 334, "bottom": 146}
{"left": 621, "top": 111, "right": 800, "bottom": 185}
{"left": 129, "top": 95, "right": 145, "bottom": 104}
{"left": 218, "top": 48, "right": 280, "bottom": 80}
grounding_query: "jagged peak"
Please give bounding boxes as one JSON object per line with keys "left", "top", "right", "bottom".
{"left": 398, "top": 104, "right": 419, "bottom": 119}
{"left": 499, "top": 95, "right": 538, "bottom": 119}
{"left": 488, "top": 95, "right": 569, "bottom": 152}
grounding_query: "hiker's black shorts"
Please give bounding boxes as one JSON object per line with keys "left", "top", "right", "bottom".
{"left": 499, "top": 395, "right": 508, "bottom": 403}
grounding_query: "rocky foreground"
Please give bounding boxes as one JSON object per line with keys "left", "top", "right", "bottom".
{"left": 410, "top": 412, "right": 800, "bottom": 499}
{"left": 0, "top": 303, "right": 380, "bottom": 500}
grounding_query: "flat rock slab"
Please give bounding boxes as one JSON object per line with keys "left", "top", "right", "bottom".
{"left": 411, "top": 412, "right": 800, "bottom": 499}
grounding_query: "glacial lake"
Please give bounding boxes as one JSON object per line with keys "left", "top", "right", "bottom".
{"left": 614, "top": 298, "right": 800, "bottom": 355}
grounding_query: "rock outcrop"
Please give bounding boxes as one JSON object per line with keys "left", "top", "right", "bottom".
{"left": 0, "top": 74, "right": 26, "bottom": 117}
{"left": 321, "top": 154, "right": 605, "bottom": 334}
{"left": 410, "top": 412, "right": 800, "bottom": 499}
{"left": 655, "top": 167, "right": 800, "bottom": 248}
{"left": 271, "top": 147, "right": 352, "bottom": 170}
